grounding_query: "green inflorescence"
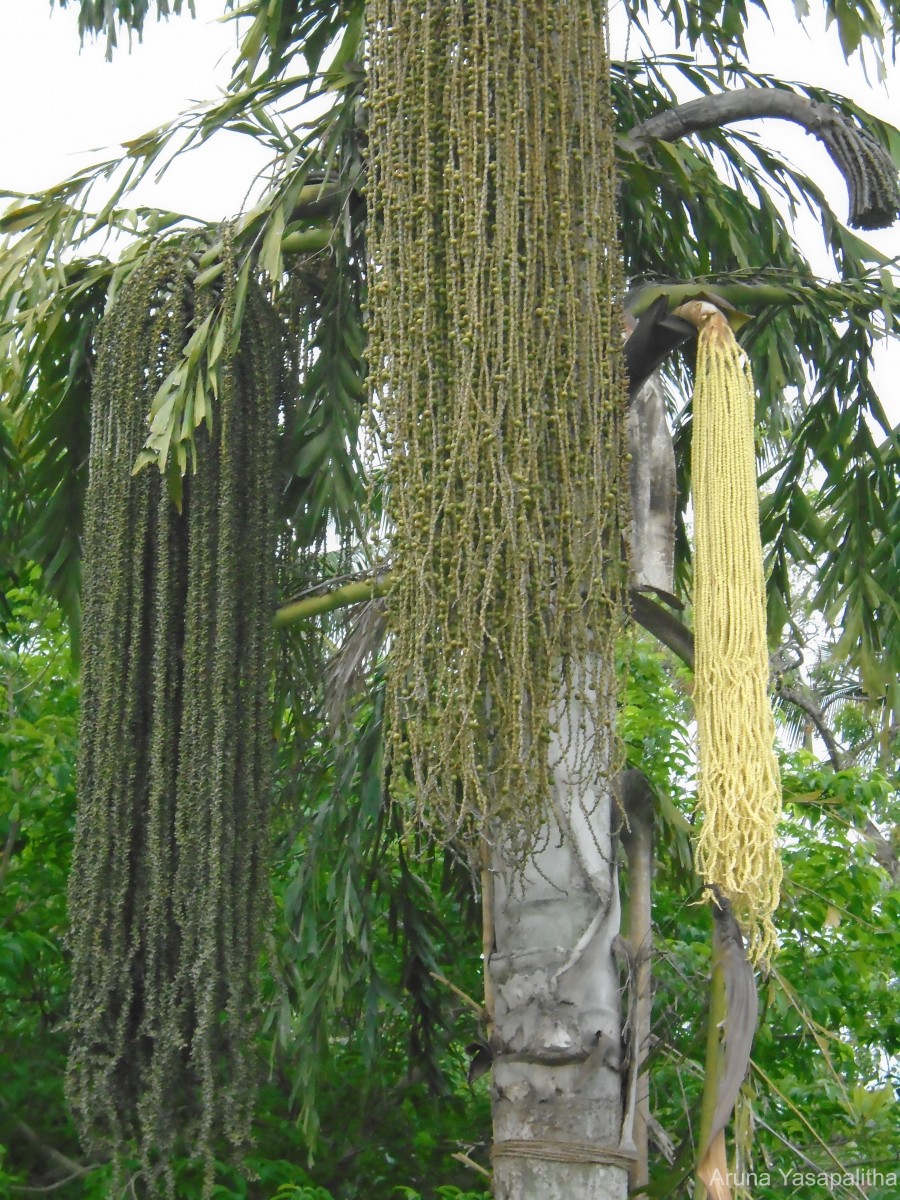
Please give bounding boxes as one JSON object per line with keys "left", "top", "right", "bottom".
{"left": 367, "top": 0, "right": 630, "bottom": 860}
{"left": 66, "top": 234, "right": 282, "bottom": 1196}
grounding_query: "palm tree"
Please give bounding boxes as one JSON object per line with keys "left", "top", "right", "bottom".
{"left": 1, "top": 2, "right": 898, "bottom": 1198}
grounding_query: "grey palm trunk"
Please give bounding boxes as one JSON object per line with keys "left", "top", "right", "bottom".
{"left": 487, "top": 778, "right": 630, "bottom": 1200}
{"left": 483, "top": 370, "right": 674, "bottom": 1198}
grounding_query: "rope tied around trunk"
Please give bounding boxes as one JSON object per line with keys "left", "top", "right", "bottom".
{"left": 492, "top": 1139, "right": 637, "bottom": 1167}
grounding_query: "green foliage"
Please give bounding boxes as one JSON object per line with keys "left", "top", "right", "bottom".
{"left": 634, "top": 738, "right": 899, "bottom": 1199}
{"left": 394, "top": 1189, "right": 490, "bottom": 1200}
{"left": 279, "top": 221, "right": 367, "bottom": 546}
{"left": 615, "top": 54, "right": 900, "bottom": 699}
{"left": 616, "top": 630, "right": 899, "bottom": 1196}
{"left": 619, "top": 636, "right": 694, "bottom": 876}
{"left": 265, "top": 650, "right": 493, "bottom": 1191}
{"left": 0, "top": 264, "right": 107, "bottom": 649}
{"left": 1, "top": 580, "right": 493, "bottom": 1197}
{"left": 2, "top": 0, "right": 900, "bottom": 1196}
{"left": 623, "top": 0, "right": 900, "bottom": 73}
{"left": 0, "top": 572, "right": 79, "bottom": 1193}
{"left": 5, "top": 36, "right": 898, "bottom": 704}
{"left": 2, "top": 603, "right": 898, "bottom": 1197}
{"left": 57, "top": 0, "right": 197, "bottom": 58}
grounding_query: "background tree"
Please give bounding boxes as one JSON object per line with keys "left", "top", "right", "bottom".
{"left": 1, "top": 1, "right": 899, "bottom": 1198}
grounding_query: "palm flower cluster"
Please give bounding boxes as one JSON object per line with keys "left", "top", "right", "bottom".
{"left": 367, "top": 0, "right": 630, "bottom": 859}
{"left": 66, "top": 236, "right": 282, "bottom": 1194}
{"left": 688, "top": 306, "right": 782, "bottom": 963}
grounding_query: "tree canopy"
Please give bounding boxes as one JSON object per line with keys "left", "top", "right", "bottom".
{"left": 1, "top": 1, "right": 899, "bottom": 1197}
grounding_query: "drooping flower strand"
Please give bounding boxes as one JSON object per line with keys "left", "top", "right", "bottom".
{"left": 686, "top": 305, "right": 782, "bottom": 964}
{"left": 367, "top": 0, "right": 630, "bottom": 858}
{"left": 67, "top": 235, "right": 282, "bottom": 1196}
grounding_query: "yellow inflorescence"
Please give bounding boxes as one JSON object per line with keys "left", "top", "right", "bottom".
{"left": 367, "top": 0, "right": 629, "bottom": 857}
{"left": 691, "top": 311, "right": 782, "bottom": 963}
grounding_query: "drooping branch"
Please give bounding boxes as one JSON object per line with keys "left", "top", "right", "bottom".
{"left": 627, "top": 590, "right": 695, "bottom": 668}
{"left": 0, "top": 1096, "right": 97, "bottom": 1187}
{"left": 275, "top": 572, "right": 692, "bottom": 658}
{"left": 625, "top": 279, "right": 835, "bottom": 323}
{"left": 274, "top": 575, "right": 392, "bottom": 626}
{"left": 774, "top": 681, "right": 847, "bottom": 771}
{"left": 623, "top": 86, "right": 900, "bottom": 231}
{"left": 287, "top": 90, "right": 900, "bottom": 233}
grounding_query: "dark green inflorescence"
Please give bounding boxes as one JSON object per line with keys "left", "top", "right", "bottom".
{"left": 67, "top": 236, "right": 282, "bottom": 1195}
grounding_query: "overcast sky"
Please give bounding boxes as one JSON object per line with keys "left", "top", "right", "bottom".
{"left": 0, "top": 0, "right": 897, "bottom": 412}
{"left": 0, "top": 0, "right": 269, "bottom": 218}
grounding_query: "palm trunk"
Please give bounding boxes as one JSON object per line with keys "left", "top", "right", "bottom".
{"left": 486, "top": 697, "right": 631, "bottom": 1200}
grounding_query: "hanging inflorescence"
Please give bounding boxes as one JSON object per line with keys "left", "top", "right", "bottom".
{"left": 688, "top": 307, "right": 782, "bottom": 964}
{"left": 66, "top": 235, "right": 283, "bottom": 1195}
{"left": 367, "top": 0, "right": 630, "bottom": 858}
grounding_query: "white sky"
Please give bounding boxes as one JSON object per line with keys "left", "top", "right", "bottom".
{"left": 0, "top": 0, "right": 269, "bottom": 218}
{"left": 0, "top": 0, "right": 897, "bottom": 415}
